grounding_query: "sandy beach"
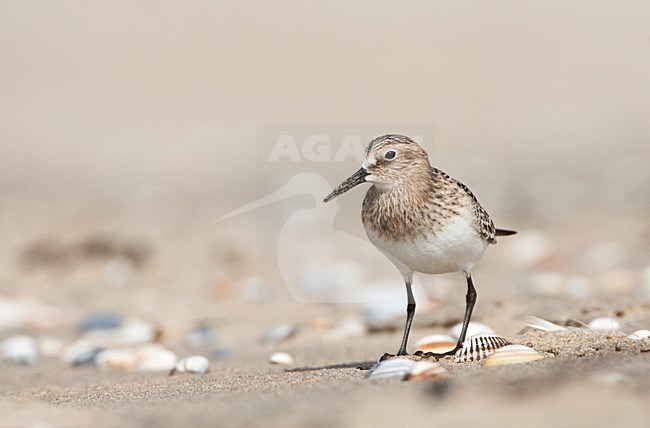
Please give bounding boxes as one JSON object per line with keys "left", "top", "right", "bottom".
{"left": 1, "top": 1, "right": 650, "bottom": 427}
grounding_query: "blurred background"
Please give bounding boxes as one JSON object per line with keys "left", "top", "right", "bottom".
{"left": 1, "top": 1, "right": 649, "bottom": 348}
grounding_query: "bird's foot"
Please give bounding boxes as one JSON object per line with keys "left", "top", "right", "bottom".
{"left": 378, "top": 351, "right": 411, "bottom": 361}
{"left": 413, "top": 346, "right": 460, "bottom": 360}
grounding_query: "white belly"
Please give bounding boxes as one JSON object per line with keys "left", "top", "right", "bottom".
{"left": 365, "top": 215, "right": 488, "bottom": 278}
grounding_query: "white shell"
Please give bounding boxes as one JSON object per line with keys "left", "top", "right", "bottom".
{"left": 173, "top": 355, "right": 210, "bottom": 374}
{"left": 63, "top": 339, "right": 103, "bottom": 366}
{"left": 269, "top": 352, "right": 295, "bottom": 365}
{"left": 414, "top": 334, "right": 457, "bottom": 353}
{"left": 1, "top": 335, "right": 38, "bottom": 365}
{"left": 366, "top": 359, "right": 449, "bottom": 381}
{"left": 448, "top": 322, "right": 494, "bottom": 340}
{"left": 454, "top": 334, "right": 509, "bottom": 363}
{"left": 588, "top": 317, "right": 621, "bottom": 331}
{"left": 405, "top": 361, "right": 450, "bottom": 381}
{"left": 136, "top": 347, "right": 177, "bottom": 372}
{"left": 524, "top": 316, "right": 567, "bottom": 332}
{"left": 95, "top": 348, "right": 137, "bottom": 371}
{"left": 628, "top": 329, "right": 650, "bottom": 340}
{"left": 482, "top": 345, "right": 544, "bottom": 367}
{"left": 366, "top": 358, "right": 416, "bottom": 380}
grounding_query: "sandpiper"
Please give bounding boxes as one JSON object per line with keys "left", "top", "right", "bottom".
{"left": 323, "top": 134, "right": 516, "bottom": 360}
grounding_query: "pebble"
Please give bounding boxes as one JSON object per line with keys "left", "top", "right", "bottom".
{"left": 269, "top": 352, "right": 294, "bottom": 365}
{"left": 1, "top": 335, "right": 38, "bottom": 365}
{"left": 63, "top": 339, "right": 104, "bottom": 366}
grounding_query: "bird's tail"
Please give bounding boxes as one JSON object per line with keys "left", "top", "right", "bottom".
{"left": 495, "top": 228, "right": 517, "bottom": 237}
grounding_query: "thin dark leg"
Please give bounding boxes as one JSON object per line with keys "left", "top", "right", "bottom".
{"left": 450, "top": 274, "right": 477, "bottom": 352}
{"left": 397, "top": 281, "right": 416, "bottom": 356}
{"left": 379, "top": 280, "right": 415, "bottom": 361}
{"left": 415, "top": 274, "right": 477, "bottom": 358}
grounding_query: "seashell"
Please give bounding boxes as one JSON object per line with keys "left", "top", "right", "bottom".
{"left": 365, "top": 358, "right": 417, "bottom": 380}
{"left": 588, "top": 317, "right": 621, "bottom": 331}
{"left": 259, "top": 323, "right": 298, "bottom": 343}
{"left": 135, "top": 346, "right": 177, "bottom": 372}
{"left": 63, "top": 339, "right": 104, "bottom": 366}
{"left": 628, "top": 330, "right": 650, "bottom": 340}
{"left": 95, "top": 348, "right": 137, "bottom": 371}
{"left": 414, "top": 334, "right": 457, "bottom": 353}
{"left": 404, "top": 361, "right": 450, "bottom": 381}
{"left": 524, "top": 316, "right": 567, "bottom": 332}
{"left": 482, "top": 345, "right": 544, "bottom": 367}
{"left": 448, "top": 322, "right": 494, "bottom": 340}
{"left": 454, "top": 334, "right": 510, "bottom": 363}
{"left": 269, "top": 351, "right": 295, "bottom": 365}
{"left": 1, "top": 335, "right": 38, "bottom": 365}
{"left": 172, "top": 355, "right": 210, "bottom": 374}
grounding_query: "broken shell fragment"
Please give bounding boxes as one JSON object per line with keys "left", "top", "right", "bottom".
{"left": 524, "top": 316, "right": 567, "bottom": 332}
{"left": 269, "top": 351, "right": 295, "bottom": 365}
{"left": 414, "top": 334, "right": 457, "bottom": 354}
{"left": 588, "top": 317, "right": 622, "bottom": 331}
{"left": 454, "top": 334, "right": 510, "bottom": 363}
{"left": 366, "top": 358, "right": 449, "bottom": 381}
{"left": 365, "top": 358, "right": 416, "bottom": 380}
{"left": 173, "top": 355, "right": 210, "bottom": 374}
{"left": 482, "top": 344, "right": 544, "bottom": 367}
{"left": 628, "top": 330, "right": 650, "bottom": 340}
{"left": 404, "top": 361, "right": 450, "bottom": 381}
{"left": 1, "top": 335, "right": 38, "bottom": 365}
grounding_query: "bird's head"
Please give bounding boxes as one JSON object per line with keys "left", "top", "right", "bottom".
{"left": 323, "top": 134, "right": 431, "bottom": 202}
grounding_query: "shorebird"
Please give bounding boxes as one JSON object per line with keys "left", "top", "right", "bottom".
{"left": 323, "top": 134, "right": 516, "bottom": 360}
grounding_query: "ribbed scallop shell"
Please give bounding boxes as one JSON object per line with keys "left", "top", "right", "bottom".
{"left": 482, "top": 345, "right": 544, "bottom": 367}
{"left": 405, "top": 361, "right": 450, "bottom": 381}
{"left": 454, "top": 334, "right": 509, "bottom": 363}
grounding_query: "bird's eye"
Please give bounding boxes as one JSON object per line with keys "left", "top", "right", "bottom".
{"left": 384, "top": 150, "right": 396, "bottom": 160}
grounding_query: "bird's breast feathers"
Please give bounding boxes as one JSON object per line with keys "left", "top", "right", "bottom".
{"left": 365, "top": 213, "right": 488, "bottom": 276}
